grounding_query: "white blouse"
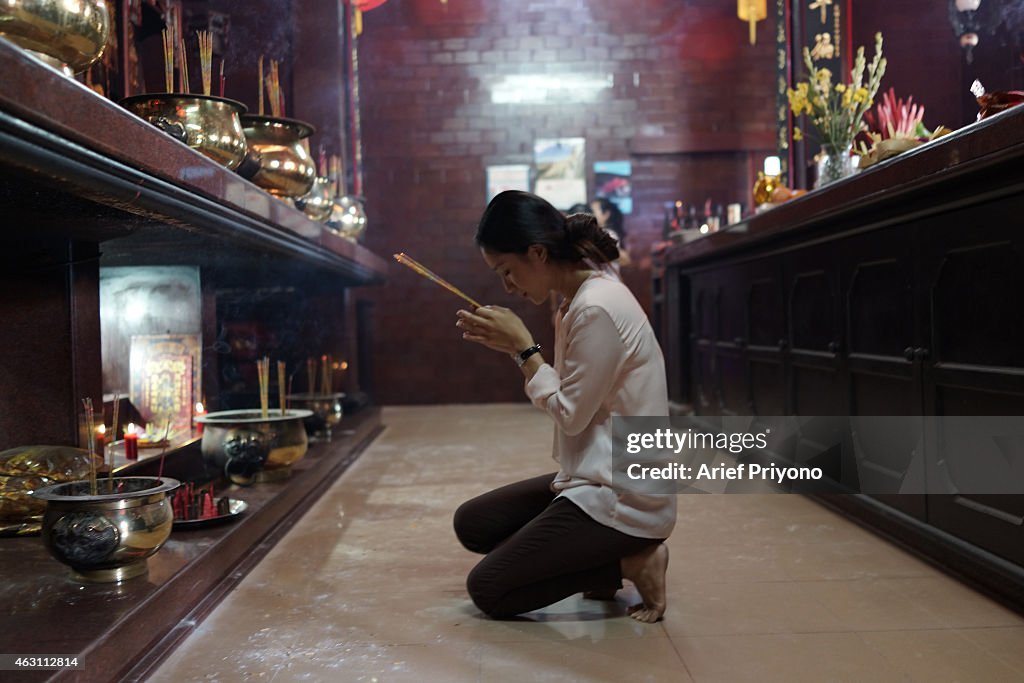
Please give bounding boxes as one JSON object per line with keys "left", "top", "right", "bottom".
{"left": 525, "top": 271, "right": 677, "bottom": 539}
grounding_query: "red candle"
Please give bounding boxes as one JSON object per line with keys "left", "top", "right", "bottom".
{"left": 194, "top": 401, "right": 207, "bottom": 436}
{"left": 94, "top": 424, "right": 106, "bottom": 459}
{"left": 124, "top": 423, "right": 139, "bottom": 461}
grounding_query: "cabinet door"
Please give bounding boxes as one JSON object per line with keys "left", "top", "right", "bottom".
{"left": 919, "top": 201, "right": 1024, "bottom": 564}
{"left": 716, "top": 265, "right": 750, "bottom": 416}
{"left": 691, "top": 271, "right": 718, "bottom": 415}
{"left": 840, "top": 229, "right": 925, "bottom": 517}
{"left": 746, "top": 258, "right": 786, "bottom": 415}
{"left": 785, "top": 246, "right": 846, "bottom": 416}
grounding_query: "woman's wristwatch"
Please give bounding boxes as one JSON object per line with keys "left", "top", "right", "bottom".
{"left": 512, "top": 343, "right": 542, "bottom": 367}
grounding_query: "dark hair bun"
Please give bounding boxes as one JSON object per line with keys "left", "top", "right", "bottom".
{"left": 565, "top": 213, "right": 620, "bottom": 264}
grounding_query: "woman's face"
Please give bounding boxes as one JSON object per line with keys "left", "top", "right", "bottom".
{"left": 481, "top": 246, "right": 551, "bottom": 305}
{"left": 590, "top": 201, "right": 609, "bottom": 227}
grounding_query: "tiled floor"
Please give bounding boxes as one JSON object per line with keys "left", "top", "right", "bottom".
{"left": 149, "top": 404, "right": 1024, "bottom": 682}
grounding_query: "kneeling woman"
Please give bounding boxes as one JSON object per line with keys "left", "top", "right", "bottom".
{"left": 454, "top": 190, "right": 676, "bottom": 622}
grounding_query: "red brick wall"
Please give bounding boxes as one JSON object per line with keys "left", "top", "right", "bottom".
{"left": 356, "top": 0, "right": 780, "bottom": 405}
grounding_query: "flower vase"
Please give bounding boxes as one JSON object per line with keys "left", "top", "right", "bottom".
{"left": 815, "top": 143, "right": 857, "bottom": 188}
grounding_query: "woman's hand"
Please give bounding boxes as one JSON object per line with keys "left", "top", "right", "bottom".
{"left": 456, "top": 306, "right": 534, "bottom": 355}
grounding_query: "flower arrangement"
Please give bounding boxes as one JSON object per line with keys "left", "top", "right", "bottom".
{"left": 787, "top": 32, "right": 887, "bottom": 155}
{"left": 855, "top": 88, "right": 952, "bottom": 169}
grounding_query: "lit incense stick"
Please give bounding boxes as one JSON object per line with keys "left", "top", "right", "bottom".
{"left": 393, "top": 253, "right": 482, "bottom": 309}
{"left": 277, "top": 360, "right": 286, "bottom": 416}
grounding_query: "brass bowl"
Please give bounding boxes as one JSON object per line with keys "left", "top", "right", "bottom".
{"left": 120, "top": 93, "right": 248, "bottom": 170}
{"left": 286, "top": 392, "right": 345, "bottom": 440}
{"left": 326, "top": 194, "right": 368, "bottom": 241}
{"left": 32, "top": 477, "right": 179, "bottom": 583}
{"left": 0, "top": 0, "right": 111, "bottom": 74}
{"left": 295, "top": 176, "right": 333, "bottom": 223}
{"left": 196, "top": 409, "right": 313, "bottom": 485}
{"left": 240, "top": 115, "right": 317, "bottom": 199}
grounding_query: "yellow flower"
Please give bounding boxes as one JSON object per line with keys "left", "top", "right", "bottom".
{"left": 852, "top": 87, "right": 870, "bottom": 104}
{"left": 835, "top": 83, "right": 847, "bottom": 93}
{"left": 793, "top": 126, "right": 803, "bottom": 141}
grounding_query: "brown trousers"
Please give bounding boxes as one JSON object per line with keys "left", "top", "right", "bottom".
{"left": 453, "top": 472, "right": 660, "bottom": 618}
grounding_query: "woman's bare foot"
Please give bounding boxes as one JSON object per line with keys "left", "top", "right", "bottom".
{"left": 582, "top": 588, "right": 618, "bottom": 600}
{"left": 620, "top": 543, "right": 668, "bottom": 623}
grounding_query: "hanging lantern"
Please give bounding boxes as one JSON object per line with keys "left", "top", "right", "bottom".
{"left": 948, "top": 0, "right": 983, "bottom": 63}
{"left": 737, "top": 0, "right": 767, "bottom": 45}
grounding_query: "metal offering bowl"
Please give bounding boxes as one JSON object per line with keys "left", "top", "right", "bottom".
{"left": 0, "top": 0, "right": 111, "bottom": 74}
{"left": 295, "top": 176, "right": 333, "bottom": 223}
{"left": 120, "top": 93, "right": 248, "bottom": 170}
{"left": 196, "top": 409, "right": 312, "bottom": 485}
{"left": 286, "top": 393, "right": 345, "bottom": 439}
{"left": 240, "top": 115, "right": 317, "bottom": 199}
{"left": 32, "top": 476, "right": 179, "bottom": 583}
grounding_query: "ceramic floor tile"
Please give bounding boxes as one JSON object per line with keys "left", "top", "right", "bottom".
{"left": 674, "top": 632, "right": 909, "bottom": 683}
{"left": 800, "top": 578, "right": 965, "bottom": 631}
{"left": 660, "top": 580, "right": 848, "bottom": 637}
{"left": 473, "top": 637, "right": 692, "bottom": 683}
{"left": 958, "top": 627, "right": 1024, "bottom": 671}
{"left": 778, "top": 538, "right": 934, "bottom": 581}
{"left": 861, "top": 629, "right": 1024, "bottom": 682}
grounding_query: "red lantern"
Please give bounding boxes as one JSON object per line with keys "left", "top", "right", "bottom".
{"left": 352, "top": 0, "right": 389, "bottom": 11}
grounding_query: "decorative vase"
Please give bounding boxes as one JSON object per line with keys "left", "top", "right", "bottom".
{"left": 815, "top": 143, "right": 858, "bottom": 188}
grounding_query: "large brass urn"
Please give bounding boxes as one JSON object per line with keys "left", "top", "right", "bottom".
{"left": 0, "top": 0, "right": 111, "bottom": 74}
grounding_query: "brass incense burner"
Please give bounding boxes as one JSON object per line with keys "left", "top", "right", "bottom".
{"left": 295, "top": 176, "right": 334, "bottom": 222}
{"left": 0, "top": 0, "right": 111, "bottom": 74}
{"left": 195, "top": 409, "right": 312, "bottom": 485}
{"left": 286, "top": 393, "right": 345, "bottom": 441}
{"left": 33, "top": 477, "right": 179, "bottom": 583}
{"left": 326, "top": 194, "right": 368, "bottom": 241}
{"left": 240, "top": 115, "right": 317, "bottom": 199}
{"left": 120, "top": 93, "right": 249, "bottom": 170}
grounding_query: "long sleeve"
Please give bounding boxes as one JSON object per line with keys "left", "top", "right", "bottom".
{"left": 524, "top": 306, "right": 625, "bottom": 436}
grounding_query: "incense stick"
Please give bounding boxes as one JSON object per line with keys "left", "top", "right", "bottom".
{"left": 277, "top": 361, "right": 286, "bottom": 416}
{"left": 257, "top": 356, "right": 270, "bottom": 419}
{"left": 321, "top": 355, "right": 331, "bottom": 395}
{"left": 267, "top": 60, "right": 282, "bottom": 118}
{"left": 179, "top": 37, "right": 190, "bottom": 94}
{"left": 307, "top": 357, "right": 317, "bottom": 394}
{"left": 393, "top": 252, "right": 483, "bottom": 309}
{"left": 198, "top": 30, "right": 213, "bottom": 96}
{"left": 109, "top": 393, "right": 120, "bottom": 492}
{"left": 219, "top": 58, "right": 226, "bottom": 97}
{"left": 162, "top": 29, "right": 174, "bottom": 92}
{"left": 258, "top": 55, "right": 264, "bottom": 116}
{"left": 82, "top": 398, "right": 97, "bottom": 495}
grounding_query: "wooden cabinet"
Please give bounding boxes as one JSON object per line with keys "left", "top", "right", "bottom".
{"left": 660, "top": 105, "right": 1024, "bottom": 604}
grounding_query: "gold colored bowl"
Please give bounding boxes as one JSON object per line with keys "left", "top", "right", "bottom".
{"left": 120, "top": 93, "right": 249, "bottom": 170}
{"left": 0, "top": 0, "right": 111, "bottom": 74}
{"left": 240, "top": 115, "right": 317, "bottom": 199}
{"left": 32, "top": 477, "right": 179, "bottom": 583}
